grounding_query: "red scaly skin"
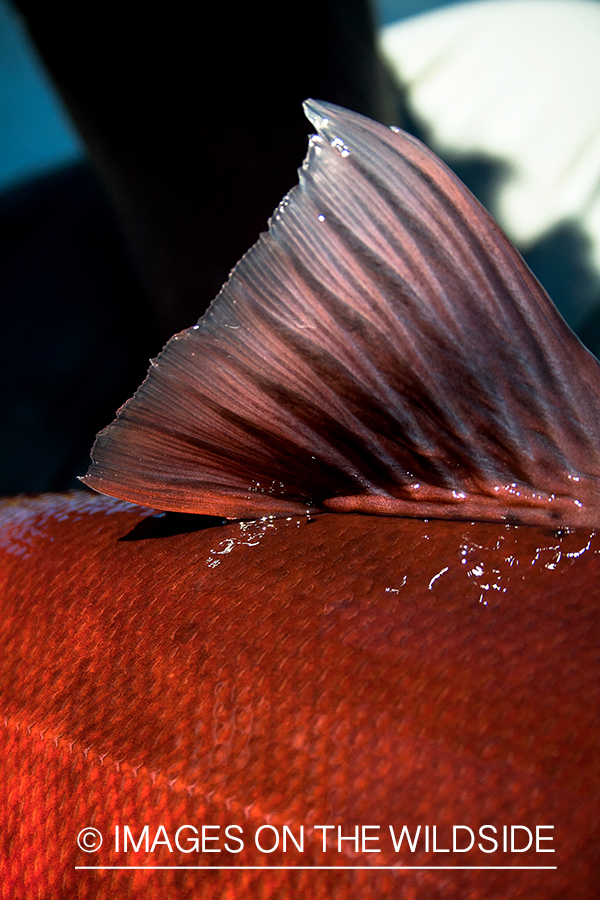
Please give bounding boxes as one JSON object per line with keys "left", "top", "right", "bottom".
{"left": 1, "top": 491, "right": 597, "bottom": 898}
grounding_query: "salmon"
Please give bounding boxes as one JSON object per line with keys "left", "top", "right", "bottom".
{"left": 1, "top": 101, "right": 599, "bottom": 898}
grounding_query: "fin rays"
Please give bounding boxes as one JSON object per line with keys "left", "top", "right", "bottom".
{"left": 82, "top": 101, "right": 600, "bottom": 526}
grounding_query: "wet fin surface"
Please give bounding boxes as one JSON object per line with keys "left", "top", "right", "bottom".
{"left": 82, "top": 101, "right": 600, "bottom": 526}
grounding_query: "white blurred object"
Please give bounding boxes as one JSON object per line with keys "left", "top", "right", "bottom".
{"left": 380, "top": 0, "right": 600, "bottom": 320}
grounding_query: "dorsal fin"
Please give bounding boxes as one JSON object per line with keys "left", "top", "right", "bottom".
{"left": 81, "top": 100, "right": 600, "bottom": 526}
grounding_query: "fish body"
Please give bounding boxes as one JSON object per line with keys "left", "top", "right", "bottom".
{"left": 1, "top": 491, "right": 598, "bottom": 897}
{"left": 2, "top": 101, "right": 600, "bottom": 897}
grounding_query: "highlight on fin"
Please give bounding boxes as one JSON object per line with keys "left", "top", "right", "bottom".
{"left": 81, "top": 100, "right": 600, "bottom": 527}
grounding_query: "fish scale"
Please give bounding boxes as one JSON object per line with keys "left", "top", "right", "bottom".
{"left": 1, "top": 491, "right": 598, "bottom": 896}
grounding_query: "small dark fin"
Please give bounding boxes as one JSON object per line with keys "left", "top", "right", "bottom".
{"left": 81, "top": 101, "right": 600, "bottom": 526}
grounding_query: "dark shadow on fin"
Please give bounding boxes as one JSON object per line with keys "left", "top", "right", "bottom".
{"left": 120, "top": 512, "right": 227, "bottom": 541}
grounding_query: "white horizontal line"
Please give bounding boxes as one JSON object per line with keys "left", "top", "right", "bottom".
{"left": 75, "top": 866, "right": 558, "bottom": 871}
